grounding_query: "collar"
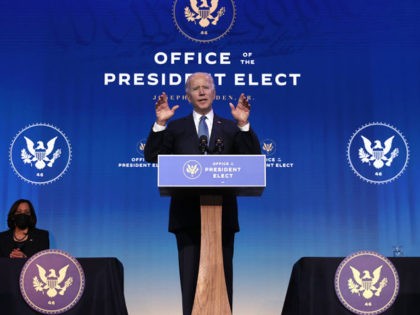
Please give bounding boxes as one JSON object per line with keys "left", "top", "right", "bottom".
{"left": 193, "top": 109, "right": 213, "bottom": 120}
{"left": 193, "top": 109, "right": 214, "bottom": 126}
{"left": 193, "top": 110, "right": 214, "bottom": 136}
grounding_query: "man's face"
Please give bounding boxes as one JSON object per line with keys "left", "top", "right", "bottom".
{"left": 186, "top": 73, "right": 216, "bottom": 115}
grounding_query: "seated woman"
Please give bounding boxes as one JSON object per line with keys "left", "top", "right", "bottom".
{"left": 0, "top": 199, "right": 50, "bottom": 258}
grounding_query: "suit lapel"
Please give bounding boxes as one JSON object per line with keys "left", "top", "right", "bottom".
{"left": 184, "top": 114, "right": 201, "bottom": 153}
{"left": 186, "top": 114, "right": 196, "bottom": 136}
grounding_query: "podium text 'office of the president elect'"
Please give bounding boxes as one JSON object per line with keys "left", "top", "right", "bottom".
{"left": 158, "top": 154, "right": 266, "bottom": 315}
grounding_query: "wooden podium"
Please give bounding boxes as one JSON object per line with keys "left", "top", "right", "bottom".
{"left": 158, "top": 155, "right": 266, "bottom": 315}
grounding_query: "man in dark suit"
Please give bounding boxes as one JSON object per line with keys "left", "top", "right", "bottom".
{"left": 144, "top": 72, "right": 260, "bottom": 315}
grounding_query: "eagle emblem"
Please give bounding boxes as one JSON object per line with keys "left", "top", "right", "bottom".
{"left": 186, "top": 163, "right": 200, "bottom": 176}
{"left": 262, "top": 141, "right": 274, "bottom": 155}
{"left": 21, "top": 136, "right": 61, "bottom": 170}
{"left": 348, "top": 265, "right": 388, "bottom": 299}
{"left": 184, "top": 0, "right": 225, "bottom": 28}
{"left": 33, "top": 264, "right": 73, "bottom": 298}
{"left": 359, "top": 135, "right": 398, "bottom": 169}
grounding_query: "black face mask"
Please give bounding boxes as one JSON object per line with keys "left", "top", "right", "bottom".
{"left": 14, "top": 214, "right": 31, "bottom": 229}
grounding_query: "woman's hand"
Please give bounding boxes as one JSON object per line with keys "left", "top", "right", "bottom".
{"left": 10, "top": 248, "right": 27, "bottom": 258}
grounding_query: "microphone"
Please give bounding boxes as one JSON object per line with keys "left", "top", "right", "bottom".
{"left": 199, "top": 135, "right": 208, "bottom": 154}
{"left": 215, "top": 138, "right": 224, "bottom": 154}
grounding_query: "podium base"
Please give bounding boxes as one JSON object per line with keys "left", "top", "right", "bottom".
{"left": 191, "top": 195, "right": 232, "bottom": 315}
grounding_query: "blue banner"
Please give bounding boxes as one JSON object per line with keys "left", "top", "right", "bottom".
{"left": 1, "top": 1, "right": 420, "bottom": 314}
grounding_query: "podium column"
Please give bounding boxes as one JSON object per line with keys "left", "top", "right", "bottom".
{"left": 191, "top": 195, "right": 232, "bottom": 315}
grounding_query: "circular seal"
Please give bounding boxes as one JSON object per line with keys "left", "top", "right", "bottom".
{"left": 136, "top": 138, "right": 147, "bottom": 156}
{"left": 347, "top": 122, "right": 409, "bottom": 184}
{"left": 173, "top": 0, "right": 236, "bottom": 43}
{"left": 9, "top": 123, "right": 72, "bottom": 185}
{"left": 183, "top": 159, "right": 202, "bottom": 179}
{"left": 335, "top": 251, "right": 399, "bottom": 315}
{"left": 20, "top": 249, "right": 85, "bottom": 314}
{"left": 261, "top": 138, "right": 277, "bottom": 156}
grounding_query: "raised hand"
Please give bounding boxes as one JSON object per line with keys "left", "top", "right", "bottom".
{"left": 155, "top": 92, "right": 179, "bottom": 126}
{"left": 229, "top": 93, "right": 251, "bottom": 127}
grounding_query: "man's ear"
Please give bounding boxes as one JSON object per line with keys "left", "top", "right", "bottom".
{"left": 210, "top": 89, "right": 216, "bottom": 101}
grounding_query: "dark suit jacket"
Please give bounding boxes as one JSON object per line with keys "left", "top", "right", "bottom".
{"left": 144, "top": 113, "right": 261, "bottom": 233}
{"left": 0, "top": 228, "right": 50, "bottom": 258}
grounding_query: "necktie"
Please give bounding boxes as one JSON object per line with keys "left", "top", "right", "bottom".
{"left": 198, "top": 115, "right": 209, "bottom": 141}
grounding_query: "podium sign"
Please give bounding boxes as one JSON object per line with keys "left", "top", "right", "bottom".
{"left": 158, "top": 154, "right": 266, "bottom": 196}
{"left": 157, "top": 154, "right": 266, "bottom": 315}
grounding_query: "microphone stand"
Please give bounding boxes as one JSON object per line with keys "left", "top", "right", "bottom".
{"left": 214, "top": 138, "right": 224, "bottom": 154}
{"left": 199, "top": 135, "right": 208, "bottom": 154}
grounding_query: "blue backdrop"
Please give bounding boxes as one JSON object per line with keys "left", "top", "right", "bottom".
{"left": 1, "top": 1, "right": 419, "bottom": 314}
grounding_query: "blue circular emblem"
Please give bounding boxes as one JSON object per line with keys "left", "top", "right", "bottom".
{"left": 347, "top": 122, "right": 409, "bottom": 184}
{"left": 173, "top": 0, "right": 236, "bottom": 43}
{"left": 9, "top": 123, "right": 72, "bottom": 185}
{"left": 183, "top": 159, "right": 202, "bottom": 179}
{"left": 335, "top": 251, "right": 399, "bottom": 315}
{"left": 20, "top": 249, "right": 85, "bottom": 314}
